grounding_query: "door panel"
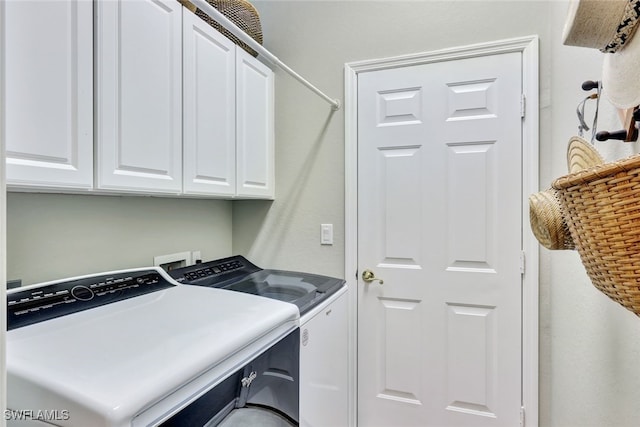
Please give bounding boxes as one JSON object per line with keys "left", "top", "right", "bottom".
{"left": 379, "top": 145, "right": 422, "bottom": 264}
{"left": 445, "top": 303, "right": 497, "bottom": 417}
{"left": 358, "top": 52, "right": 522, "bottom": 427}
{"left": 447, "top": 142, "right": 495, "bottom": 270}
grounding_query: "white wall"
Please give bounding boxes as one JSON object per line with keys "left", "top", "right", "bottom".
{"left": 542, "top": 2, "right": 640, "bottom": 426}
{"left": 235, "top": 0, "right": 554, "bottom": 278}
{"left": 7, "top": 194, "right": 233, "bottom": 285}
{"left": 236, "top": 1, "right": 640, "bottom": 425}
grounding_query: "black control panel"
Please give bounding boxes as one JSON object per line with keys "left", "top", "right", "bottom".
{"left": 7, "top": 270, "right": 175, "bottom": 330}
{"left": 169, "top": 255, "right": 261, "bottom": 287}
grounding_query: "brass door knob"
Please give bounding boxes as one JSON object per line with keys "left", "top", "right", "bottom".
{"left": 362, "top": 269, "right": 384, "bottom": 285}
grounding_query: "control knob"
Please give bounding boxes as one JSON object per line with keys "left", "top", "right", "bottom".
{"left": 71, "top": 285, "right": 94, "bottom": 301}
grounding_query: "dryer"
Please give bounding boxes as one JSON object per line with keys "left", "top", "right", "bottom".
{"left": 6, "top": 267, "right": 300, "bottom": 427}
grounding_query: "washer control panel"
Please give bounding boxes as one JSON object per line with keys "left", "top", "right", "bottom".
{"left": 169, "top": 255, "right": 261, "bottom": 287}
{"left": 7, "top": 270, "right": 174, "bottom": 330}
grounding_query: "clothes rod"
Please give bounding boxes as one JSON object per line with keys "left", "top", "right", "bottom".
{"left": 188, "top": 0, "right": 341, "bottom": 111}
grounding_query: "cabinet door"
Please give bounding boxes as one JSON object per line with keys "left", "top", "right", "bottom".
{"left": 96, "top": 0, "right": 182, "bottom": 194}
{"left": 300, "top": 289, "right": 349, "bottom": 427}
{"left": 236, "top": 48, "right": 274, "bottom": 199}
{"left": 182, "top": 9, "right": 236, "bottom": 197}
{"left": 4, "top": 0, "right": 93, "bottom": 190}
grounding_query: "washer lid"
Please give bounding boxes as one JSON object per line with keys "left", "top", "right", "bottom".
{"left": 225, "top": 270, "right": 346, "bottom": 315}
{"left": 168, "top": 255, "right": 346, "bottom": 316}
{"left": 7, "top": 270, "right": 299, "bottom": 427}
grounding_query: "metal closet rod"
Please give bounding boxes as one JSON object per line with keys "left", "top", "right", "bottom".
{"left": 189, "top": 0, "right": 342, "bottom": 111}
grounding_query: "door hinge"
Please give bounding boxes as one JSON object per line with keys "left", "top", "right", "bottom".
{"left": 520, "top": 93, "right": 526, "bottom": 118}
{"left": 520, "top": 406, "right": 526, "bottom": 427}
{"left": 520, "top": 251, "right": 526, "bottom": 275}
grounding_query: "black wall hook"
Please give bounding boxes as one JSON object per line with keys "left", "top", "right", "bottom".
{"left": 595, "top": 107, "right": 640, "bottom": 142}
{"left": 581, "top": 80, "right": 600, "bottom": 91}
{"left": 596, "top": 129, "right": 635, "bottom": 141}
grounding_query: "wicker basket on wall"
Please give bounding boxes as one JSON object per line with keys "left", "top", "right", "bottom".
{"left": 552, "top": 153, "right": 640, "bottom": 317}
{"left": 180, "top": 0, "right": 263, "bottom": 57}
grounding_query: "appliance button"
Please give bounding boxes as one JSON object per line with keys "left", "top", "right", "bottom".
{"left": 71, "top": 285, "right": 94, "bottom": 301}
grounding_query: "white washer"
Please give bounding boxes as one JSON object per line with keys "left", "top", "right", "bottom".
{"left": 298, "top": 285, "right": 348, "bottom": 427}
{"left": 169, "top": 256, "right": 349, "bottom": 427}
{"left": 6, "top": 267, "right": 300, "bottom": 427}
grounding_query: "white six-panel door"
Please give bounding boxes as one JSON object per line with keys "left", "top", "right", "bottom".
{"left": 357, "top": 51, "right": 523, "bottom": 426}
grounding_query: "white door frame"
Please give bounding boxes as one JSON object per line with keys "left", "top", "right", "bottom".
{"left": 344, "top": 35, "right": 539, "bottom": 427}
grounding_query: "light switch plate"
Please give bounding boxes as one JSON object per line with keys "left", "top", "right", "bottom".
{"left": 321, "top": 224, "right": 333, "bottom": 245}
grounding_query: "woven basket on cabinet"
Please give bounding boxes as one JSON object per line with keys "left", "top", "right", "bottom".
{"left": 181, "top": 0, "right": 263, "bottom": 57}
{"left": 552, "top": 154, "right": 640, "bottom": 317}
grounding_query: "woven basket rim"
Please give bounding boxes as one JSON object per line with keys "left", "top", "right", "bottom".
{"left": 552, "top": 153, "right": 640, "bottom": 190}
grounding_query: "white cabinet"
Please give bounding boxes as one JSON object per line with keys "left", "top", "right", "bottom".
{"left": 95, "top": 0, "right": 183, "bottom": 194}
{"left": 300, "top": 287, "right": 349, "bottom": 427}
{"left": 5, "top": 0, "right": 274, "bottom": 199}
{"left": 182, "top": 9, "right": 236, "bottom": 197}
{"left": 236, "top": 48, "right": 275, "bottom": 199}
{"left": 183, "top": 12, "right": 274, "bottom": 199}
{"left": 3, "top": 0, "right": 93, "bottom": 190}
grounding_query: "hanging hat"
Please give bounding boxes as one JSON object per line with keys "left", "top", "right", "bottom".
{"left": 529, "top": 188, "right": 576, "bottom": 250}
{"left": 566, "top": 135, "right": 604, "bottom": 173}
{"left": 563, "top": 0, "right": 640, "bottom": 109}
{"left": 603, "top": 25, "right": 640, "bottom": 108}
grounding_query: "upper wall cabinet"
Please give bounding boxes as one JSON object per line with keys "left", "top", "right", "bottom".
{"left": 3, "top": 0, "right": 93, "bottom": 190}
{"left": 95, "top": 0, "right": 183, "bottom": 194}
{"left": 183, "top": 11, "right": 274, "bottom": 199}
{"left": 4, "top": 0, "right": 274, "bottom": 199}
{"left": 236, "top": 48, "right": 275, "bottom": 199}
{"left": 182, "top": 9, "right": 237, "bottom": 197}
